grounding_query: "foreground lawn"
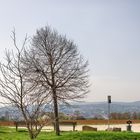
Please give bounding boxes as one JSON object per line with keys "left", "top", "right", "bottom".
{"left": 0, "top": 127, "right": 140, "bottom": 140}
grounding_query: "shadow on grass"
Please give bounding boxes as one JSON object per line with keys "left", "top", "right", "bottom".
{"left": 0, "top": 131, "right": 6, "bottom": 133}
{"left": 17, "top": 130, "right": 28, "bottom": 132}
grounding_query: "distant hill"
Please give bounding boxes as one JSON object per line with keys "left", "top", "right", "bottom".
{"left": 59, "top": 101, "right": 140, "bottom": 118}
{"left": 1, "top": 101, "right": 140, "bottom": 119}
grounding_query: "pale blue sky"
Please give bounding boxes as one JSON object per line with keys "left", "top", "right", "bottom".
{"left": 0, "top": 0, "right": 140, "bottom": 102}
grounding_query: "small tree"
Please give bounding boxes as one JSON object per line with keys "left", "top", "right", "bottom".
{"left": 22, "top": 26, "right": 89, "bottom": 135}
{"left": 0, "top": 31, "right": 50, "bottom": 140}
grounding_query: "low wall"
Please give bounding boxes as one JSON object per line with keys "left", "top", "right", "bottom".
{"left": 0, "top": 120, "right": 140, "bottom": 126}
{"left": 0, "top": 121, "right": 14, "bottom": 126}
{"left": 59, "top": 120, "right": 140, "bottom": 125}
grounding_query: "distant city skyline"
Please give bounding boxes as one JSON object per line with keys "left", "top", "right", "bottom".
{"left": 0, "top": 0, "right": 140, "bottom": 102}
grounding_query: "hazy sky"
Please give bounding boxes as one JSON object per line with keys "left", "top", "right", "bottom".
{"left": 0, "top": 0, "right": 140, "bottom": 102}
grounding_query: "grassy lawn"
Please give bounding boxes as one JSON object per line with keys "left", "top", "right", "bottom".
{"left": 0, "top": 127, "right": 140, "bottom": 140}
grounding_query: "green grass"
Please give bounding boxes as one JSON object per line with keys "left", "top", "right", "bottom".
{"left": 0, "top": 127, "right": 140, "bottom": 140}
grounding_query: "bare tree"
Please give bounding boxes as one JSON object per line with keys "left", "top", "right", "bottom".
{"left": 0, "top": 31, "right": 50, "bottom": 140}
{"left": 22, "top": 26, "right": 89, "bottom": 135}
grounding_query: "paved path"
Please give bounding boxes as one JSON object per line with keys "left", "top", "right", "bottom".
{"left": 42, "top": 124, "right": 140, "bottom": 132}
{"left": 10, "top": 124, "right": 140, "bottom": 132}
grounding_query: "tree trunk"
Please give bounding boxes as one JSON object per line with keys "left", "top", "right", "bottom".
{"left": 52, "top": 90, "right": 60, "bottom": 136}
{"left": 28, "top": 128, "right": 35, "bottom": 140}
{"left": 14, "top": 121, "right": 18, "bottom": 132}
{"left": 30, "top": 135, "right": 35, "bottom": 140}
